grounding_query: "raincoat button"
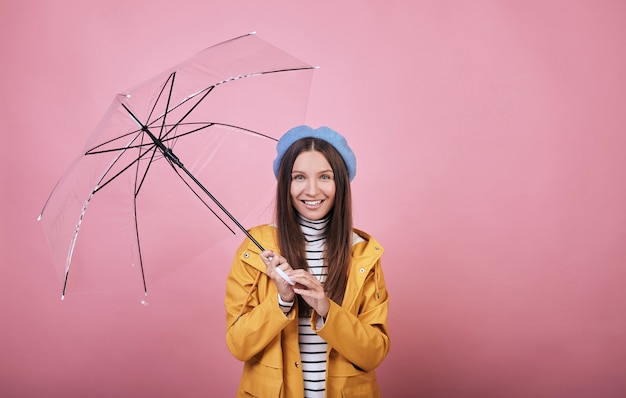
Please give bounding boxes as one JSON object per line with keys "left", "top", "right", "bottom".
{"left": 243, "top": 252, "right": 250, "bottom": 259}
{"left": 360, "top": 268, "right": 365, "bottom": 273}
{"left": 375, "top": 246, "right": 381, "bottom": 251}
{"left": 295, "top": 361, "right": 300, "bottom": 368}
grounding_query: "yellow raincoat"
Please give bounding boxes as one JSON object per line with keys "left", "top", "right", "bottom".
{"left": 225, "top": 224, "right": 390, "bottom": 397}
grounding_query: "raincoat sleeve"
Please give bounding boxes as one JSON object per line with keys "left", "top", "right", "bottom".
{"left": 225, "top": 237, "right": 295, "bottom": 362}
{"left": 313, "top": 256, "right": 390, "bottom": 372}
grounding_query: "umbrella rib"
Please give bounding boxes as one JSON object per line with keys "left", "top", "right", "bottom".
{"left": 161, "top": 122, "right": 278, "bottom": 143}
{"left": 133, "top": 192, "right": 147, "bottom": 295}
{"left": 147, "top": 72, "right": 176, "bottom": 129}
{"left": 155, "top": 71, "right": 176, "bottom": 143}
{"left": 86, "top": 142, "right": 157, "bottom": 155}
{"left": 132, "top": 132, "right": 150, "bottom": 295}
{"left": 86, "top": 130, "right": 142, "bottom": 155}
{"left": 85, "top": 121, "right": 277, "bottom": 156}
{"left": 256, "top": 66, "right": 318, "bottom": 75}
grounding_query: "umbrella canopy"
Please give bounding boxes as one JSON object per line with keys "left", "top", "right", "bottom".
{"left": 38, "top": 33, "right": 315, "bottom": 299}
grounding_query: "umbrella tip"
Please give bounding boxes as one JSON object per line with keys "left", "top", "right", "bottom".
{"left": 37, "top": 214, "right": 42, "bottom": 221}
{"left": 248, "top": 31, "right": 257, "bottom": 35}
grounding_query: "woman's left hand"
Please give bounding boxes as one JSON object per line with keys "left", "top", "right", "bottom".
{"left": 260, "top": 250, "right": 295, "bottom": 302}
{"left": 289, "top": 270, "right": 330, "bottom": 318}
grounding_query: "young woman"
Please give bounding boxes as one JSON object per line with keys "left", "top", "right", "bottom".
{"left": 225, "top": 125, "right": 390, "bottom": 397}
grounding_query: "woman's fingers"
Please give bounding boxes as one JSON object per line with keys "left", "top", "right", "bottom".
{"left": 289, "top": 270, "right": 320, "bottom": 291}
{"left": 259, "top": 252, "right": 296, "bottom": 295}
{"left": 260, "top": 250, "right": 277, "bottom": 265}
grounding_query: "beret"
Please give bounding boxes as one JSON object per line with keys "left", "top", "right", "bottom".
{"left": 273, "top": 125, "right": 356, "bottom": 181}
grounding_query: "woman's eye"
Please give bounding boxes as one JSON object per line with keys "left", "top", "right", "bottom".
{"left": 321, "top": 174, "right": 332, "bottom": 180}
{"left": 292, "top": 175, "right": 304, "bottom": 181}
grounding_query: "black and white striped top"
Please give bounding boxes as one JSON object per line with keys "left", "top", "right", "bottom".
{"left": 298, "top": 216, "right": 328, "bottom": 398}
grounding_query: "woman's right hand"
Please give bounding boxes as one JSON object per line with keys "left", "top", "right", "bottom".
{"left": 260, "top": 250, "right": 295, "bottom": 302}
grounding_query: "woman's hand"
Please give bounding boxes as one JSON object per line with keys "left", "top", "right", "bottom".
{"left": 260, "top": 250, "right": 295, "bottom": 302}
{"left": 288, "top": 270, "right": 331, "bottom": 318}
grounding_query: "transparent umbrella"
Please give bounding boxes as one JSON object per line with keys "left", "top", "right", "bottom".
{"left": 38, "top": 32, "right": 315, "bottom": 299}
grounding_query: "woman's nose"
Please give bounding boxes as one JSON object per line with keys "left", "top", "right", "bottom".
{"left": 304, "top": 179, "right": 318, "bottom": 195}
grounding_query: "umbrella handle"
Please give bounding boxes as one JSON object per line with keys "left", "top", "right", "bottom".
{"left": 275, "top": 267, "right": 295, "bottom": 285}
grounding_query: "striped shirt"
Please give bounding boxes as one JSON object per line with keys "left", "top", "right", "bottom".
{"left": 299, "top": 216, "right": 328, "bottom": 398}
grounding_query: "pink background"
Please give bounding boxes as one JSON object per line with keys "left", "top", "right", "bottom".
{"left": 2, "top": 1, "right": 626, "bottom": 397}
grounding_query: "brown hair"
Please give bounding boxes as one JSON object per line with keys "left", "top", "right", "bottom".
{"left": 275, "top": 138, "right": 353, "bottom": 316}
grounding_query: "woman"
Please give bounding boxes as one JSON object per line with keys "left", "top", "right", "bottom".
{"left": 225, "top": 125, "right": 390, "bottom": 397}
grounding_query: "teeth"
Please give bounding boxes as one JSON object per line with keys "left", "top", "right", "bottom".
{"left": 304, "top": 200, "right": 322, "bottom": 206}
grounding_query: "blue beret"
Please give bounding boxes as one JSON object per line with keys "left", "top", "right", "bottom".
{"left": 273, "top": 125, "right": 357, "bottom": 181}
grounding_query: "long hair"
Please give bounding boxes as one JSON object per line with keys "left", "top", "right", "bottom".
{"left": 275, "top": 138, "right": 353, "bottom": 316}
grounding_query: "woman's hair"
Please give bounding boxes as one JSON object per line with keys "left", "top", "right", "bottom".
{"left": 275, "top": 137, "right": 353, "bottom": 315}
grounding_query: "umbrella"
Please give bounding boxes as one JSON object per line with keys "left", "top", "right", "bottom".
{"left": 38, "top": 32, "right": 315, "bottom": 299}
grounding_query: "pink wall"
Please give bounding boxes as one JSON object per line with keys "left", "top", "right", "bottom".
{"left": 2, "top": 1, "right": 625, "bottom": 397}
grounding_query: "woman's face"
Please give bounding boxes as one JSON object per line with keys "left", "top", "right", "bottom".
{"left": 290, "top": 150, "right": 336, "bottom": 220}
